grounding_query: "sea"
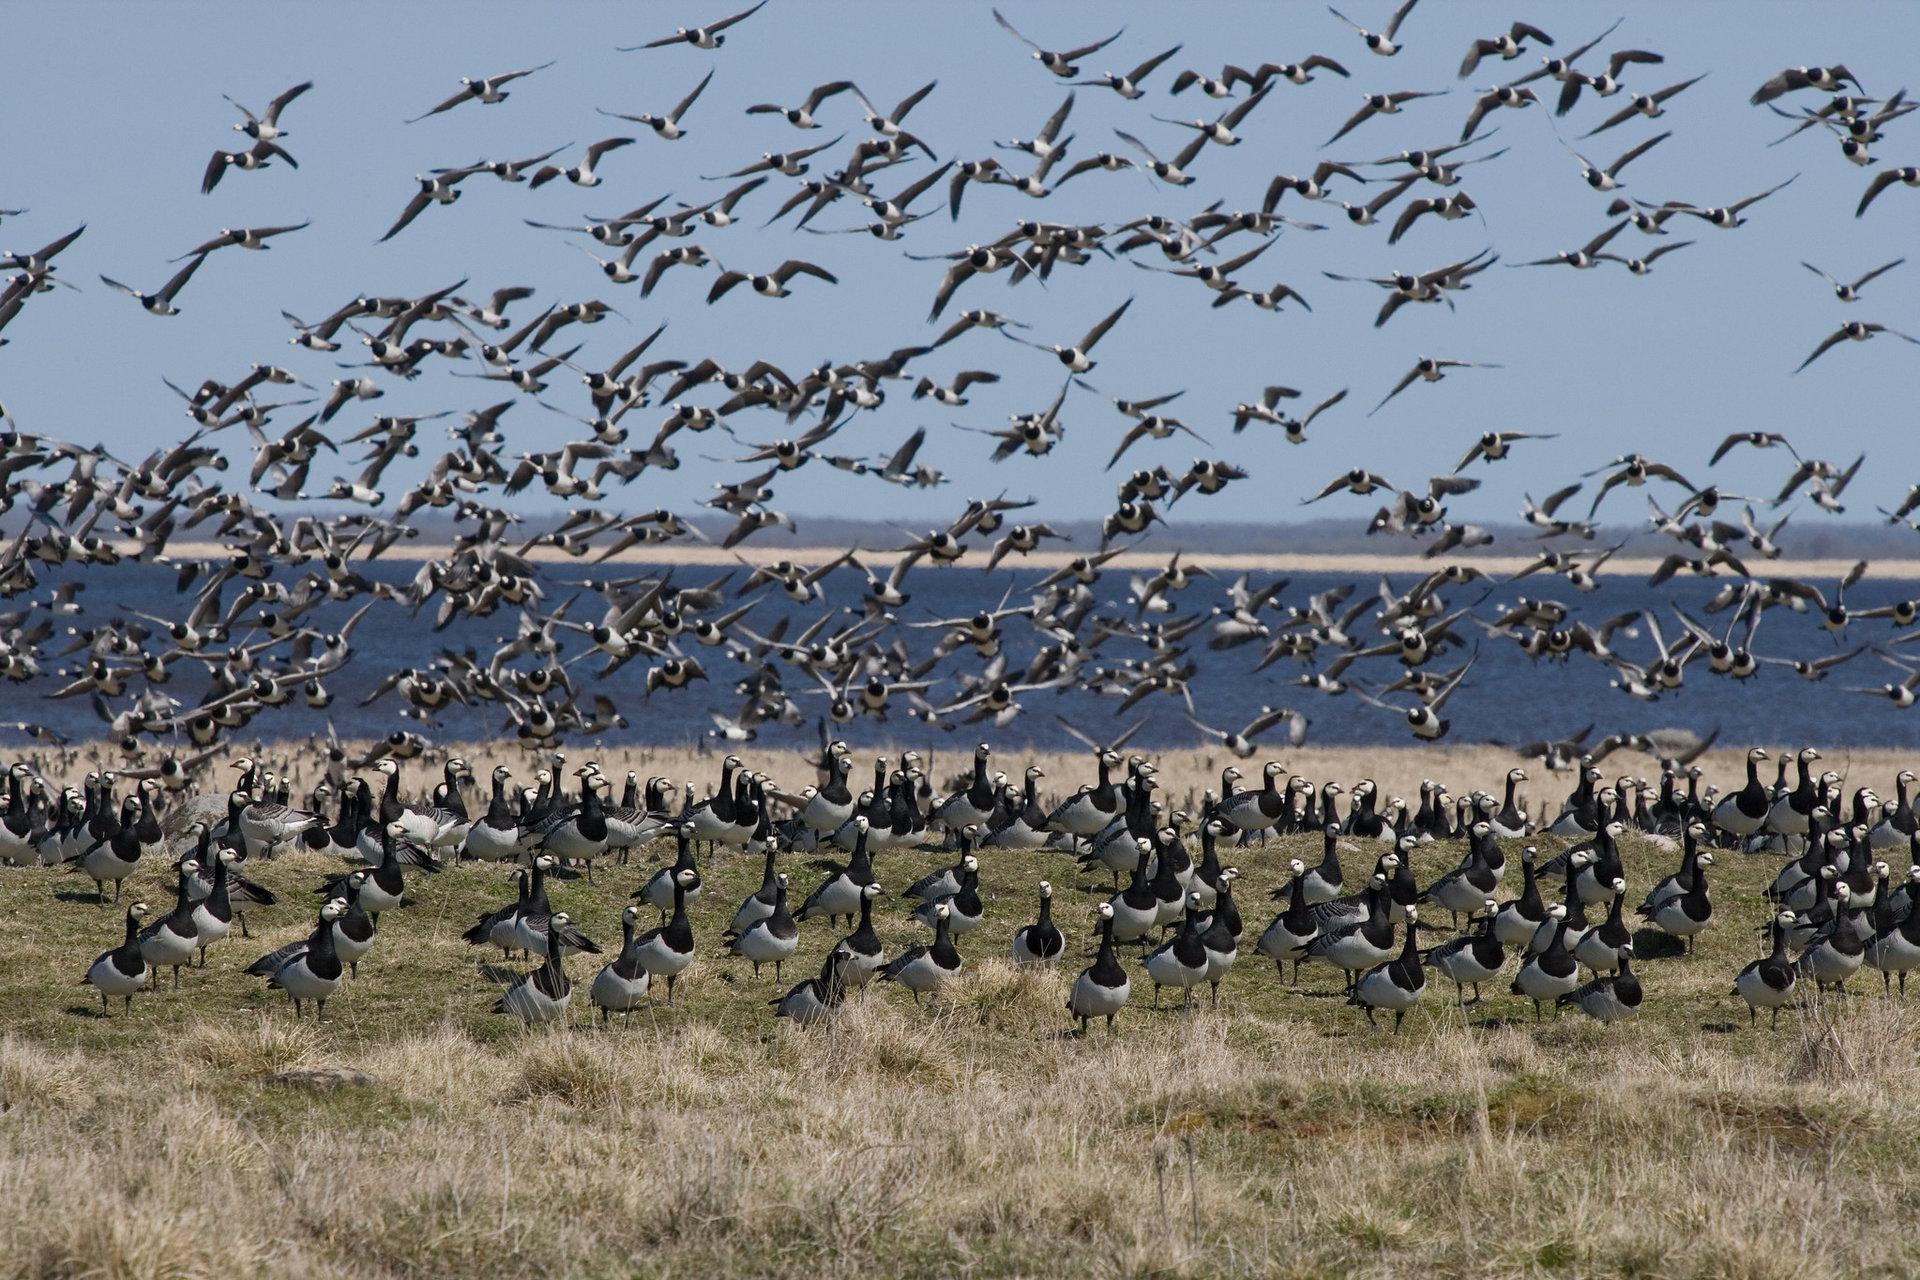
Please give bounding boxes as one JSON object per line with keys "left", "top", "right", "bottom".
{"left": 9, "top": 559, "right": 1919, "bottom": 753}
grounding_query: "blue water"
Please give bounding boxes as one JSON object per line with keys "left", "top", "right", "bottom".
{"left": 9, "top": 559, "right": 1919, "bottom": 751}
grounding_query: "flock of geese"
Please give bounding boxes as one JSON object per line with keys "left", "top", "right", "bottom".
{"left": 1, "top": 4, "right": 1918, "bottom": 762}
{"left": 25, "top": 738, "right": 1920, "bottom": 1033}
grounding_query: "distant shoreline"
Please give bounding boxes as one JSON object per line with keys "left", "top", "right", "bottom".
{"left": 126, "top": 540, "right": 1920, "bottom": 581}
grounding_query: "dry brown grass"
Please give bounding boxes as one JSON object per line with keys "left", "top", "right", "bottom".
{"left": 5, "top": 741, "right": 1920, "bottom": 1278}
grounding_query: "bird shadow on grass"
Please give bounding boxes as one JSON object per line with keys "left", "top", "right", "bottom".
{"left": 478, "top": 963, "right": 521, "bottom": 985}
{"left": 54, "top": 889, "right": 107, "bottom": 905}
{"left": 1630, "top": 929, "right": 1687, "bottom": 960}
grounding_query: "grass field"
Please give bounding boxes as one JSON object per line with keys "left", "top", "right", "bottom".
{"left": 4, "top": 743, "right": 1918, "bottom": 1279}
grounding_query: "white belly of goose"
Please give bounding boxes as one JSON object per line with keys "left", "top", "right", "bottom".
{"left": 272, "top": 956, "right": 341, "bottom": 1003}
{"left": 87, "top": 954, "right": 148, "bottom": 997}
{"left": 500, "top": 980, "right": 569, "bottom": 1024}
{"left": 591, "top": 964, "right": 651, "bottom": 1011}
{"left": 888, "top": 950, "right": 952, "bottom": 993}
{"left": 1069, "top": 970, "right": 1128, "bottom": 1018}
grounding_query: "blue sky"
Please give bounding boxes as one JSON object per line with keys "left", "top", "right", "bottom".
{"left": 3, "top": 1, "right": 1916, "bottom": 527}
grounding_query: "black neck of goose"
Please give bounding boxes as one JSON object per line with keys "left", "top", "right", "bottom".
{"left": 543, "top": 924, "right": 565, "bottom": 973}
{"left": 383, "top": 767, "right": 402, "bottom": 810}
{"left": 122, "top": 908, "right": 141, "bottom": 947}
{"left": 857, "top": 890, "right": 874, "bottom": 931}
{"left": 673, "top": 829, "right": 693, "bottom": 870}
{"left": 849, "top": 825, "right": 871, "bottom": 876}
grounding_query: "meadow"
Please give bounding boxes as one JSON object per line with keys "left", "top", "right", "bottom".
{"left": 2, "top": 743, "right": 1916, "bottom": 1280}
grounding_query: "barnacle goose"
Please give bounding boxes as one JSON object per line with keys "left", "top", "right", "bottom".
{"left": 1045, "top": 749, "right": 1124, "bottom": 837}
{"left": 591, "top": 906, "right": 653, "bottom": 1023}
{"left": 257, "top": 899, "right": 350, "bottom": 1018}
{"left": 1422, "top": 899, "right": 1505, "bottom": 1005}
{"left": 1735, "top": 910, "right": 1800, "bottom": 1027}
{"left": 1647, "top": 851, "right": 1713, "bottom": 952}
{"left": 1199, "top": 870, "right": 1240, "bottom": 1003}
{"left": 910, "top": 853, "right": 983, "bottom": 934}
{"left": 1558, "top": 952, "right": 1642, "bottom": 1023}
{"left": 83, "top": 902, "right": 152, "bottom": 1015}
{"left": 465, "top": 867, "right": 532, "bottom": 958}
{"left": 1299, "top": 823, "right": 1346, "bottom": 904}
{"left": 1419, "top": 820, "right": 1500, "bottom": 926}
{"left": 1512, "top": 905, "right": 1580, "bottom": 1019}
{"left": 1796, "top": 882, "right": 1865, "bottom": 991}
{"left": 1304, "top": 872, "right": 1396, "bottom": 989}
{"left": 1069, "top": 902, "right": 1131, "bottom": 1034}
{"left": 1713, "top": 748, "right": 1774, "bottom": 838}
{"left": 463, "top": 765, "right": 522, "bottom": 861}
{"left": 773, "top": 944, "right": 854, "bottom": 1026}
{"left": 1011, "top": 881, "right": 1066, "bottom": 965}
{"left": 1257, "top": 859, "right": 1320, "bottom": 982}
{"left": 634, "top": 867, "right": 700, "bottom": 1002}
{"left": 495, "top": 912, "right": 580, "bottom": 1025}
{"left": 1574, "top": 878, "right": 1634, "bottom": 974}
{"left": 798, "top": 816, "right": 876, "bottom": 926}
{"left": 1866, "top": 866, "right": 1920, "bottom": 994}
{"left": 638, "top": 825, "right": 703, "bottom": 921}
{"left": 1143, "top": 891, "right": 1212, "bottom": 1008}
{"left": 725, "top": 873, "right": 799, "bottom": 979}
{"left": 835, "top": 881, "right": 887, "bottom": 986}
{"left": 880, "top": 901, "right": 962, "bottom": 1003}
{"left": 139, "top": 861, "right": 203, "bottom": 988}
{"left": 1350, "top": 904, "right": 1424, "bottom": 1031}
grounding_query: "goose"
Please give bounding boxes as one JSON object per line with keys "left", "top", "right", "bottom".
{"left": 1490, "top": 768, "right": 1530, "bottom": 836}
{"left": 249, "top": 873, "right": 377, "bottom": 981}
{"left": 1146, "top": 828, "right": 1190, "bottom": 930}
{"left": 1045, "top": 749, "right": 1124, "bottom": 836}
{"left": 189, "top": 847, "right": 240, "bottom": 966}
{"left": 259, "top": 900, "right": 350, "bottom": 1018}
{"left": 1422, "top": 899, "right": 1504, "bottom": 1005}
{"left": 463, "top": 765, "right": 522, "bottom": 861}
{"left": 1215, "top": 760, "right": 1288, "bottom": 835}
{"left": 83, "top": 902, "right": 151, "bottom": 1015}
{"left": 1641, "top": 821, "right": 1711, "bottom": 917}
{"left": 139, "top": 861, "right": 203, "bottom": 988}
{"left": 638, "top": 826, "right": 703, "bottom": 921}
{"left": 1649, "top": 852, "right": 1713, "bottom": 952}
{"left": 1418, "top": 821, "right": 1499, "bottom": 925}
{"left": 1257, "top": 859, "right": 1321, "bottom": 982}
{"left": 880, "top": 901, "right": 962, "bottom": 1003}
{"left": 910, "top": 854, "right": 983, "bottom": 935}
{"left": 1305, "top": 873, "right": 1396, "bottom": 988}
{"left": 74, "top": 786, "right": 163, "bottom": 901}
{"left": 773, "top": 945, "right": 854, "bottom": 1026}
{"left": 591, "top": 906, "right": 654, "bottom": 1023}
{"left": 1795, "top": 884, "right": 1865, "bottom": 992}
{"left": 1574, "top": 878, "right": 1634, "bottom": 974}
{"left": 1011, "top": 881, "right": 1065, "bottom": 965}
{"left": 1328, "top": 0, "right": 1420, "bottom": 56}
{"left": 1511, "top": 905, "right": 1580, "bottom": 1018}
{"left": 633, "top": 867, "right": 699, "bottom": 1002}
{"left": 1350, "top": 904, "right": 1425, "bottom": 1030}
{"left": 724, "top": 873, "right": 799, "bottom": 979}
{"left": 798, "top": 816, "right": 876, "bottom": 926}
{"left": 536, "top": 770, "right": 612, "bottom": 874}
{"left": 464, "top": 867, "right": 533, "bottom": 958}
{"left": 836, "top": 882, "right": 887, "bottom": 987}
{"left": 1735, "top": 910, "right": 1801, "bottom": 1027}
{"left": 1558, "top": 953, "right": 1642, "bottom": 1023}
{"left": 1865, "top": 871, "right": 1920, "bottom": 995}
{"left": 1143, "top": 891, "right": 1211, "bottom": 1008}
{"left": 730, "top": 844, "right": 782, "bottom": 935}
{"left": 1299, "top": 823, "right": 1346, "bottom": 904}
{"left": 981, "top": 765, "right": 1050, "bottom": 849}
{"left": 495, "top": 913, "right": 580, "bottom": 1025}
{"left": 1199, "top": 870, "right": 1240, "bottom": 1003}
{"left": 326, "top": 820, "right": 441, "bottom": 923}
{"left": 800, "top": 750, "right": 856, "bottom": 834}
{"left": 1869, "top": 772, "right": 1918, "bottom": 849}
{"left": 932, "top": 743, "right": 998, "bottom": 832}
{"left": 1766, "top": 747, "right": 1823, "bottom": 837}
{"left": 367, "top": 759, "right": 462, "bottom": 852}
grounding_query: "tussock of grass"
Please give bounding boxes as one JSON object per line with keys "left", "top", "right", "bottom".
{"left": 175, "top": 1015, "right": 320, "bottom": 1078}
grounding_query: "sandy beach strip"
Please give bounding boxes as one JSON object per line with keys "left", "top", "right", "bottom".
{"left": 124, "top": 539, "right": 1920, "bottom": 581}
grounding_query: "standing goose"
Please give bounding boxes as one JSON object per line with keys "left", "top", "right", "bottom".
{"left": 1045, "top": 749, "right": 1124, "bottom": 836}
{"left": 1422, "top": 899, "right": 1505, "bottom": 1005}
{"left": 1641, "top": 821, "right": 1711, "bottom": 917}
{"left": 1069, "top": 902, "right": 1131, "bottom": 1033}
{"left": 591, "top": 906, "right": 653, "bottom": 1023}
{"left": 139, "top": 861, "right": 203, "bottom": 989}
{"left": 836, "top": 881, "right": 887, "bottom": 986}
{"left": 1011, "top": 880, "right": 1066, "bottom": 965}
{"left": 1304, "top": 873, "right": 1396, "bottom": 989}
{"left": 463, "top": 766, "right": 522, "bottom": 861}
{"left": 881, "top": 900, "right": 963, "bottom": 1003}
{"left": 1559, "top": 952, "right": 1643, "bottom": 1023}
{"left": 1864, "top": 873, "right": 1920, "bottom": 994}
{"left": 638, "top": 826, "right": 703, "bottom": 921}
{"left": 464, "top": 868, "right": 532, "bottom": 958}
{"left": 1351, "top": 904, "right": 1425, "bottom": 1031}
{"left": 633, "top": 867, "right": 699, "bottom": 1002}
{"left": 772, "top": 944, "right": 855, "bottom": 1026}
{"left": 258, "top": 900, "right": 350, "bottom": 1018}
{"left": 798, "top": 815, "right": 875, "bottom": 926}
{"left": 724, "top": 873, "right": 799, "bottom": 979}
{"left": 189, "top": 846, "right": 239, "bottom": 966}
{"left": 1490, "top": 767, "right": 1531, "bottom": 836}
{"left": 1574, "top": 878, "right": 1634, "bottom": 974}
{"left": 1511, "top": 905, "right": 1580, "bottom": 1018}
{"left": 1143, "top": 891, "right": 1211, "bottom": 1008}
{"left": 1796, "top": 884, "right": 1865, "bottom": 992}
{"left": 538, "top": 770, "right": 612, "bottom": 877}
{"left": 326, "top": 820, "right": 441, "bottom": 923}
{"left": 1649, "top": 853, "right": 1713, "bottom": 953}
{"left": 799, "top": 749, "right": 856, "bottom": 835}
{"left": 933, "top": 743, "right": 998, "bottom": 833}
{"left": 74, "top": 790, "right": 157, "bottom": 902}
{"left": 730, "top": 843, "right": 783, "bottom": 935}
{"left": 1216, "top": 761, "right": 1288, "bottom": 837}
{"left": 1766, "top": 747, "right": 1823, "bottom": 838}
{"left": 234, "top": 785, "right": 325, "bottom": 855}
{"left": 1299, "top": 822, "right": 1345, "bottom": 904}
{"left": 1735, "top": 910, "right": 1800, "bottom": 1027}
{"left": 1419, "top": 821, "right": 1500, "bottom": 925}
{"left": 1257, "top": 858, "right": 1320, "bottom": 981}
{"left": 1199, "top": 869, "right": 1240, "bottom": 1003}
{"left": 495, "top": 912, "right": 580, "bottom": 1025}
{"left": 910, "top": 853, "right": 983, "bottom": 934}
{"left": 982, "top": 765, "right": 1051, "bottom": 849}
{"left": 83, "top": 902, "right": 151, "bottom": 1015}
